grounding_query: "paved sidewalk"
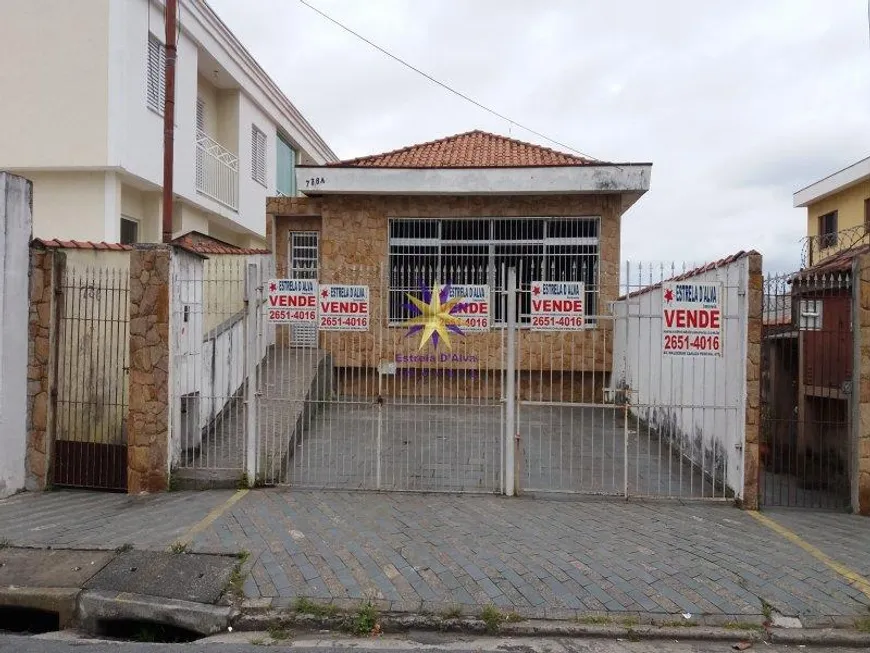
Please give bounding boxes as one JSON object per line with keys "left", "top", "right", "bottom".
{"left": 1, "top": 490, "right": 869, "bottom": 625}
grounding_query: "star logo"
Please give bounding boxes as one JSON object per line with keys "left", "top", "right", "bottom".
{"left": 532, "top": 284, "right": 541, "bottom": 296}
{"left": 664, "top": 288, "right": 674, "bottom": 303}
{"left": 402, "top": 281, "right": 469, "bottom": 350}
{"left": 321, "top": 288, "right": 329, "bottom": 298}
{"left": 269, "top": 282, "right": 277, "bottom": 293}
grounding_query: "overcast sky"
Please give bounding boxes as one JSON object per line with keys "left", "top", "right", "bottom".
{"left": 209, "top": 0, "right": 870, "bottom": 273}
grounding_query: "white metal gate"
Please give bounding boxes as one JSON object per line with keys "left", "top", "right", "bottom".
{"left": 243, "top": 258, "right": 749, "bottom": 500}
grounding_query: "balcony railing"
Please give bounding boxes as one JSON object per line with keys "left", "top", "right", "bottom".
{"left": 195, "top": 130, "right": 238, "bottom": 211}
{"left": 801, "top": 222, "right": 870, "bottom": 268}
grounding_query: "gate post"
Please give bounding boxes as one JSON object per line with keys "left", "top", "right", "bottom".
{"left": 505, "top": 267, "right": 517, "bottom": 496}
{"left": 128, "top": 244, "right": 172, "bottom": 493}
{"left": 852, "top": 253, "right": 870, "bottom": 515}
{"left": 26, "top": 245, "right": 59, "bottom": 490}
{"left": 244, "top": 261, "right": 260, "bottom": 487}
{"left": 742, "top": 252, "right": 763, "bottom": 510}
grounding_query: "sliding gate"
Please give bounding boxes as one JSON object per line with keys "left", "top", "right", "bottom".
{"left": 254, "top": 260, "right": 748, "bottom": 500}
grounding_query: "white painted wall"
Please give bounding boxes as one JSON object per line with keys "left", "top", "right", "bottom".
{"left": 170, "top": 248, "right": 205, "bottom": 466}
{"left": 26, "top": 172, "right": 113, "bottom": 242}
{"left": 0, "top": 0, "right": 110, "bottom": 169}
{"left": 611, "top": 257, "right": 749, "bottom": 497}
{"left": 0, "top": 174, "right": 33, "bottom": 498}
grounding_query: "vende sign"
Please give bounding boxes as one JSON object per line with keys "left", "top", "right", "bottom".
{"left": 318, "top": 284, "right": 370, "bottom": 331}
{"left": 661, "top": 281, "right": 723, "bottom": 356}
{"left": 267, "top": 279, "right": 317, "bottom": 323}
{"left": 448, "top": 284, "right": 490, "bottom": 332}
{"left": 530, "top": 281, "right": 585, "bottom": 331}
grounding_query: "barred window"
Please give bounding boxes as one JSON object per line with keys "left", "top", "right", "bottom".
{"left": 388, "top": 217, "right": 600, "bottom": 325}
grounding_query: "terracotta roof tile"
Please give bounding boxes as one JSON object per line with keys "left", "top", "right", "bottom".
{"left": 31, "top": 238, "right": 133, "bottom": 251}
{"left": 621, "top": 251, "right": 759, "bottom": 300}
{"left": 331, "top": 130, "right": 599, "bottom": 168}
{"left": 796, "top": 244, "right": 870, "bottom": 277}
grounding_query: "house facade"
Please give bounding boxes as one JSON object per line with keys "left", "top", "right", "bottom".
{"left": 267, "top": 131, "right": 651, "bottom": 401}
{"left": 0, "top": 0, "right": 336, "bottom": 248}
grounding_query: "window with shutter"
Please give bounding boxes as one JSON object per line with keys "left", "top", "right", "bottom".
{"left": 147, "top": 33, "right": 166, "bottom": 114}
{"left": 251, "top": 125, "right": 267, "bottom": 186}
{"left": 196, "top": 98, "right": 205, "bottom": 133}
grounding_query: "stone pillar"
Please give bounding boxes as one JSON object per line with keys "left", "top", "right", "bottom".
{"left": 26, "top": 248, "right": 59, "bottom": 490}
{"left": 127, "top": 245, "right": 171, "bottom": 493}
{"left": 743, "top": 252, "right": 763, "bottom": 510}
{"left": 853, "top": 253, "right": 870, "bottom": 515}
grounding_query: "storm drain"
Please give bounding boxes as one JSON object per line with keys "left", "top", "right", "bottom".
{"left": 0, "top": 606, "right": 60, "bottom": 634}
{"left": 96, "top": 618, "right": 202, "bottom": 643}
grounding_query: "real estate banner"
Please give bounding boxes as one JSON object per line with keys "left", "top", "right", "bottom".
{"left": 530, "top": 281, "right": 585, "bottom": 331}
{"left": 447, "top": 284, "right": 491, "bottom": 332}
{"left": 661, "top": 281, "right": 723, "bottom": 356}
{"left": 266, "top": 279, "right": 317, "bottom": 323}
{"left": 318, "top": 284, "right": 370, "bottom": 331}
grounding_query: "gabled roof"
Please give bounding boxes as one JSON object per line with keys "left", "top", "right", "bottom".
{"left": 171, "top": 231, "right": 270, "bottom": 255}
{"left": 331, "top": 130, "right": 602, "bottom": 168}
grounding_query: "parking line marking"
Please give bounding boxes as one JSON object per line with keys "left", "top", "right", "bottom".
{"left": 178, "top": 489, "right": 248, "bottom": 546}
{"left": 749, "top": 510, "right": 870, "bottom": 600}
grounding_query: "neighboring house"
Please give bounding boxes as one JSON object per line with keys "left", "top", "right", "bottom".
{"left": 0, "top": 0, "right": 336, "bottom": 249}
{"left": 795, "top": 155, "right": 870, "bottom": 267}
{"left": 757, "top": 159, "right": 867, "bottom": 509}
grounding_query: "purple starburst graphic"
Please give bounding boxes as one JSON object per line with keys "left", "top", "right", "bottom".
{"left": 402, "top": 279, "right": 467, "bottom": 350}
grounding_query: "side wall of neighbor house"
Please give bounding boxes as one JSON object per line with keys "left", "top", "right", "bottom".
{"left": 268, "top": 194, "right": 622, "bottom": 382}
{"left": 610, "top": 255, "right": 755, "bottom": 499}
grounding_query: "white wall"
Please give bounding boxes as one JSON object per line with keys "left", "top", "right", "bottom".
{"left": 170, "top": 248, "right": 205, "bottom": 466}
{"left": 26, "top": 171, "right": 113, "bottom": 242}
{"left": 611, "top": 257, "right": 749, "bottom": 497}
{"left": 0, "top": 0, "right": 110, "bottom": 169}
{"left": 0, "top": 174, "right": 33, "bottom": 498}
{"left": 237, "top": 93, "right": 278, "bottom": 235}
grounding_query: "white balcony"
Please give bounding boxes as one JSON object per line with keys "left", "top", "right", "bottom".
{"left": 195, "top": 130, "right": 238, "bottom": 211}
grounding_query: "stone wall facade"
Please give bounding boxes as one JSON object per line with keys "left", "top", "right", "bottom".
{"left": 855, "top": 253, "right": 870, "bottom": 515}
{"left": 267, "top": 194, "right": 622, "bottom": 391}
{"left": 26, "top": 248, "right": 58, "bottom": 490}
{"left": 127, "top": 245, "right": 171, "bottom": 493}
{"left": 742, "top": 252, "right": 763, "bottom": 510}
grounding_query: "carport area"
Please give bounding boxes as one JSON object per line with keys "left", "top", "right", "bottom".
{"left": 279, "top": 402, "right": 716, "bottom": 498}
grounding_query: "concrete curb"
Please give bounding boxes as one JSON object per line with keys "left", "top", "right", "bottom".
{"left": 0, "top": 587, "right": 80, "bottom": 629}
{"left": 234, "top": 608, "right": 870, "bottom": 646}
{"left": 77, "top": 589, "right": 236, "bottom": 636}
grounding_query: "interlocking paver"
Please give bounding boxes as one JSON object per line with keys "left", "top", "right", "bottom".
{"left": 2, "top": 488, "right": 870, "bottom": 620}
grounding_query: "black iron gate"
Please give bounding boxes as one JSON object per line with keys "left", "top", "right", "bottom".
{"left": 760, "top": 270, "right": 852, "bottom": 509}
{"left": 52, "top": 262, "right": 129, "bottom": 491}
